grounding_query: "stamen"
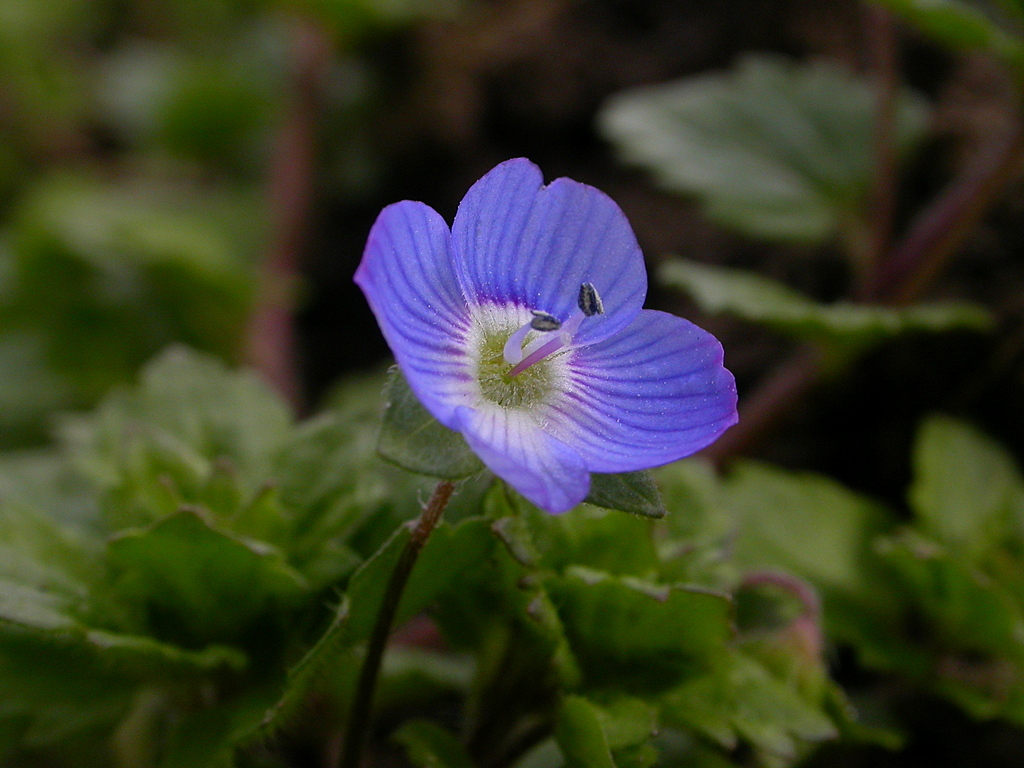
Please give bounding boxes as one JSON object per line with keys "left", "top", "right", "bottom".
{"left": 502, "top": 321, "right": 534, "bottom": 365}
{"left": 509, "top": 310, "right": 584, "bottom": 378}
{"left": 504, "top": 284, "right": 605, "bottom": 377}
{"left": 503, "top": 309, "right": 563, "bottom": 365}
{"left": 530, "top": 310, "right": 562, "bottom": 331}
{"left": 578, "top": 282, "right": 604, "bottom": 316}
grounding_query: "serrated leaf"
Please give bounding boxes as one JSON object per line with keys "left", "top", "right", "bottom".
{"left": 377, "top": 367, "right": 484, "bottom": 480}
{"left": 255, "top": 518, "right": 497, "bottom": 738}
{"left": 600, "top": 54, "right": 929, "bottom": 243}
{"left": 909, "top": 415, "right": 1024, "bottom": 558}
{"left": 0, "top": 500, "right": 247, "bottom": 677}
{"left": 653, "top": 459, "right": 734, "bottom": 587}
{"left": 107, "top": 508, "right": 308, "bottom": 644}
{"left": 0, "top": 638, "right": 134, "bottom": 747}
{"left": 726, "top": 462, "right": 887, "bottom": 595}
{"left": 877, "top": 530, "right": 1024, "bottom": 661}
{"left": 490, "top": 487, "right": 660, "bottom": 577}
{"left": 660, "top": 258, "right": 993, "bottom": 348}
{"left": 59, "top": 346, "right": 293, "bottom": 530}
{"left": 662, "top": 651, "right": 836, "bottom": 759}
{"left": 548, "top": 568, "right": 732, "bottom": 691}
{"left": 393, "top": 719, "right": 478, "bottom": 768}
{"left": 586, "top": 471, "right": 665, "bottom": 518}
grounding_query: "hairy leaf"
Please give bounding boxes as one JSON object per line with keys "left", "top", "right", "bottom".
{"left": 378, "top": 367, "right": 484, "bottom": 480}
{"left": 660, "top": 259, "right": 993, "bottom": 348}
{"left": 601, "top": 55, "right": 929, "bottom": 243}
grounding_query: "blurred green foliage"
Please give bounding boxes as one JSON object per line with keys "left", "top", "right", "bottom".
{"left": 0, "top": 348, "right": 844, "bottom": 768}
{"left": 599, "top": 55, "right": 930, "bottom": 247}
{"left": 659, "top": 258, "right": 993, "bottom": 354}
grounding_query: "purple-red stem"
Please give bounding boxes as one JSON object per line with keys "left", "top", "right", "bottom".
{"left": 701, "top": 344, "right": 822, "bottom": 468}
{"left": 860, "top": 5, "right": 900, "bottom": 291}
{"left": 709, "top": 30, "right": 1024, "bottom": 467}
{"left": 245, "top": 18, "right": 329, "bottom": 411}
{"left": 871, "top": 116, "right": 1024, "bottom": 304}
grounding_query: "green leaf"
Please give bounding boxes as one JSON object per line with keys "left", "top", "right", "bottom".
{"left": 377, "top": 367, "right": 485, "bottom": 480}
{"left": 586, "top": 471, "right": 666, "bottom": 518}
{"left": 106, "top": 508, "right": 308, "bottom": 644}
{"left": 591, "top": 695, "right": 659, "bottom": 752}
{"left": 393, "top": 719, "right": 478, "bottom": 768}
{"left": 0, "top": 499, "right": 247, "bottom": 678}
{"left": 343, "top": 516, "right": 496, "bottom": 646}
{"left": 653, "top": 459, "right": 734, "bottom": 587}
{"left": 726, "top": 462, "right": 887, "bottom": 595}
{"left": 267, "top": 513, "right": 497, "bottom": 736}
{"left": 659, "top": 258, "right": 993, "bottom": 348}
{"left": 0, "top": 637, "right": 134, "bottom": 747}
{"left": 548, "top": 568, "right": 732, "bottom": 691}
{"left": 555, "top": 696, "right": 617, "bottom": 768}
{"left": 9, "top": 173, "right": 258, "bottom": 402}
{"left": 873, "top": 0, "right": 1024, "bottom": 65}
{"left": 877, "top": 530, "right": 1024, "bottom": 661}
{"left": 60, "top": 346, "right": 293, "bottom": 530}
{"left": 724, "top": 462, "right": 910, "bottom": 668}
{"left": 490, "top": 487, "right": 661, "bottom": 577}
{"left": 155, "top": 682, "right": 281, "bottom": 768}
{"left": 600, "top": 54, "right": 929, "bottom": 243}
{"left": 662, "top": 651, "right": 836, "bottom": 759}
{"left": 909, "top": 415, "right": 1024, "bottom": 558}
{"left": 0, "top": 333, "right": 73, "bottom": 448}
{"left": 376, "top": 648, "right": 474, "bottom": 715}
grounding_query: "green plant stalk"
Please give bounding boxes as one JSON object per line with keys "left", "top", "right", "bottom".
{"left": 338, "top": 479, "right": 457, "bottom": 768}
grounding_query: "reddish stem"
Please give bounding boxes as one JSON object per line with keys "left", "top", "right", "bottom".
{"left": 860, "top": 5, "right": 900, "bottom": 291}
{"left": 867, "top": 116, "right": 1024, "bottom": 303}
{"left": 245, "top": 18, "right": 329, "bottom": 411}
{"left": 701, "top": 345, "right": 822, "bottom": 469}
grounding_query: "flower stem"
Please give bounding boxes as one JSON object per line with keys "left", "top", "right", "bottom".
{"left": 701, "top": 344, "right": 823, "bottom": 469}
{"left": 866, "top": 112, "right": 1024, "bottom": 303}
{"left": 246, "top": 16, "right": 328, "bottom": 412}
{"left": 339, "top": 479, "right": 457, "bottom": 768}
{"left": 858, "top": 4, "right": 900, "bottom": 293}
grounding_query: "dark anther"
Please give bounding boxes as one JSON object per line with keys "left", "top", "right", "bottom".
{"left": 530, "top": 310, "right": 562, "bottom": 331}
{"left": 578, "top": 282, "right": 604, "bottom": 316}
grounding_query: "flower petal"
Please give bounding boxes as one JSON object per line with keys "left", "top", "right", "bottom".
{"left": 544, "top": 310, "right": 738, "bottom": 473}
{"left": 454, "top": 404, "right": 590, "bottom": 514}
{"left": 354, "top": 201, "right": 473, "bottom": 427}
{"left": 451, "top": 158, "right": 646, "bottom": 346}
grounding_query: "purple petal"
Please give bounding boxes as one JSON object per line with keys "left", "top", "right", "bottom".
{"left": 354, "top": 201, "right": 473, "bottom": 428}
{"left": 454, "top": 405, "right": 590, "bottom": 514}
{"left": 451, "top": 158, "right": 647, "bottom": 346}
{"left": 544, "top": 310, "right": 738, "bottom": 473}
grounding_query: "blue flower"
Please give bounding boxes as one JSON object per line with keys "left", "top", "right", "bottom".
{"left": 355, "top": 158, "right": 737, "bottom": 513}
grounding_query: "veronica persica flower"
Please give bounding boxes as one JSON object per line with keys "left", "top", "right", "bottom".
{"left": 355, "top": 158, "right": 737, "bottom": 513}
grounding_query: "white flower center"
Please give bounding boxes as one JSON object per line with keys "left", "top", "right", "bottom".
{"left": 467, "top": 284, "right": 603, "bottom": 411}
